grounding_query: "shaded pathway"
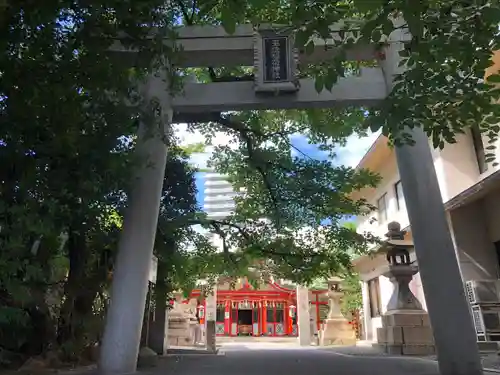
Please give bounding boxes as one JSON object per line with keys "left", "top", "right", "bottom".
{"left": 148, "top": 343, "right": 447, "bottom": 375}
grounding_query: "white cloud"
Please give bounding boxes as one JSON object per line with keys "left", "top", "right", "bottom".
{"left": 173, "top": 123, "right": 206, "bottom": 145}
{"left": 173, "top": 123, "right": 237, "bottom": 169}
{"left": 173, "top": 123, "right": 380, "bottom": 169}
{"left": 189, "top": 151, "right": 212, "bottom": 169}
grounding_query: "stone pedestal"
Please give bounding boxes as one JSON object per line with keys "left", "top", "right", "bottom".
{"left": 168, "top": 314, "right": 197, "bottom": 347}
{"left": 167, "top": 293, "right": 198, "bottom": 347}
{"left": 375, "top": 311, "right": 435, "bottom": 355}
{"left": 321, "top": 318, "right": 356, "bottom": 346}
{"left": 375, "top": 223, "right": 435, "bottom": 355}
{"left": 320, "top": 278, "right": 356, "bottom": 346}
{"left": 375, "top": 266, "right": 436, "bottom": 356}
{"left": 384, "top": 264, "right": 423, "bottom": 312}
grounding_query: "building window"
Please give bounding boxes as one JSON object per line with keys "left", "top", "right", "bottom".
{"left": 275, "top": 308, "right": 285, "bottom": 323}
{"left": 368, "top": 278, "right": 382, "bottom": 318}
{"left": 377, "top": 193, "right": 388, "bottom": 223}
{"left": 394, "top": 181, "right": 405, "bottom": 211}
{"left": 471, "top": 126, "right": 488, "bottom": 174}
{"left": 266, "top": 308, "right": 275, "bottom": 323}
{"left": 216, "top": 307, "right": 225, "bottom": 322}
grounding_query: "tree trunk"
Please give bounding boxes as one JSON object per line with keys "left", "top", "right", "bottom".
{"left": 57, "top": 227, "right": 115, "bottom": 360}
{"left": 148, "top": 261, "right": 171, "bottom": 354}
{"left": 57, "top": 230, "right": 94, "bottom": 357}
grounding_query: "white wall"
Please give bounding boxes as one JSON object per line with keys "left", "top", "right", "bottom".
{"left": 356, "top": 132, "right": 500, "bottom": 240}
{"left": 435, "top": 131, "right": 500, "bottom": 202}
{"left": 355, "top": 130, "right": 500, "bottom": 342}
{"left": 431, "top": 133, "right": 479, "bottom": 202}
{"left": 356, "top": 139, "right": 448, "bottom": 239}
{"left": 356, "top": 153, "right": 409, "bottom": 240}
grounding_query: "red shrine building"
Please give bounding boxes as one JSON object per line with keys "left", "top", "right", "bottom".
{"left": 188, "top": 278, "right": 329, "bottom": 337}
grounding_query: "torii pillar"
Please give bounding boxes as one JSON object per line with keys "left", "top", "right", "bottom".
{"left": 98, "top": 72, "right": 172, "bottom": 375}
{"left": 380, "top": 34, "right": 483, "bottom": 375}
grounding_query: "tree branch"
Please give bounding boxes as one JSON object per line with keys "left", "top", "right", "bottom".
{"left": 207, "top": 67, "right": 254, "bottom": 83}
{"left": 173, "top": 111, "right": 312, "bottom": 220}
{"left": 215, "top": 115, "right": 282, "bottom": 217}
{"left": 187, "top": 218, "right": 251, "bottom": 241}
{"left": 255, "top": 247, "right": 325, "bottom": 259}
{"left": 186, "top": 218, "right": 325, "bottom": 259}
{"left": 190, "top": 0, "right": 197, "bottom": 22}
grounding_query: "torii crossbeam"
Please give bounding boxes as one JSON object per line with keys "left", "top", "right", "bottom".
{"left": 110, "top": 22, "right": 377, "bottom": 67}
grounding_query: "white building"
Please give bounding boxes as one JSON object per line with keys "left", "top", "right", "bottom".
{"left": 352, "top": 51, "right": 500, "bottom": 344}
{"left": 351, "top": 130, "right": 500, "bottom": 343}
{"left": 201, "top": 171, "right": 240, "bottom": 251}
{"left": 203, "top": 172, "right": 237, "bottom": 220}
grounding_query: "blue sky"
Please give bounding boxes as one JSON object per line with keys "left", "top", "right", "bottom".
{"left": 177, "top": 126, "right": 380, "bottom": 215}
{"left": 194, "top": 175, "right": 205, "bottom": 205}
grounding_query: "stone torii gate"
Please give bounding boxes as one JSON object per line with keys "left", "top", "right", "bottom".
{"left": 100, "top": 23, "right": 483, "bottom": 375}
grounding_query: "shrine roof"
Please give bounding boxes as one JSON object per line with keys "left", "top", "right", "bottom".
{"left": 190, "top": 277, "right": 327, "bottom": 296}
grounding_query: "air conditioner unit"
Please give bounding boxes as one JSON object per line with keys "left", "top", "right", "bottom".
{"left": 465, "top": 280, "right": 500, "bottom": 305}
{"left": 471, "top": 304, "right": 500, "bottom": 340}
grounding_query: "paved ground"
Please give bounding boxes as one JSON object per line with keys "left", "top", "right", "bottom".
{"left": 148, "top": 340, "right": 489, "bottom": 375}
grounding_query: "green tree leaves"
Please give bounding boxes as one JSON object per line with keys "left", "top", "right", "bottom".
{"left": 180, "top": 142, "right": 207, "bottom": 155}
{"left": 0, "top": 0, "right": 177, "bottom": 361}
{"left": 353, "top": 0, "right": 385, "bottom": 14}
{"left": 188, "top": 109, "right": 379, "bottom": 283}
{"left": 207, "top": 0, "right": 500, "bottom": 149}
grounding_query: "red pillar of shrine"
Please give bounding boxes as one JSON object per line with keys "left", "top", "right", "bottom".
{"left": 262, "top": 302, "right": 267, "bottom": 336}
{"left": 201, "top": 299, "right": 206, "bottom": 326}
{"left": 315, "top": 293, "right": 320, "bottom": 332}
{"left": 224, "top": 301, "right": 230, "bottom": 336}
{"left": 285, "top": 302, "right": 290, "bottom": 335}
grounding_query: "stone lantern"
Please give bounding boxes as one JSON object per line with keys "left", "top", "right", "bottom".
{"left": 326, "top": 277, "right": 344, "bottom": 319}
{"left": 375, "top": 222, "right": 435, "bottom": 356}
{"left": 319, "top": 277, "right": 356, "bottom": 346}
{"left": 382, "top": 222, "right": 422, "bottom": 312}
